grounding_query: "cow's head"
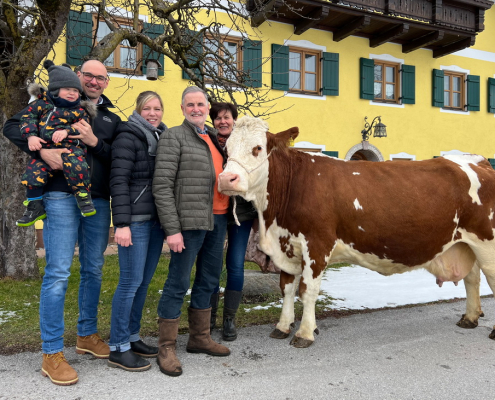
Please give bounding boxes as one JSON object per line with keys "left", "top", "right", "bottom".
{"left": 218, "top": 115, "right": 299, "bottom": 205}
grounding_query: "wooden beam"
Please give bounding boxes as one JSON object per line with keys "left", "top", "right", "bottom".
{"left": 250, "top": 0, "right": 284, "bottom": 28}
{"left": 433, "top": 36, "right": 475, "bottom": 58}
{"left": 402, "top": 31, "right": 444, "bottom": 53}
{"left": 294, "top": 6, "right": 330, "bottom": 35}
{"left": 333, "top": 16, "right": 371, "bottom": 42}
{"left": 370, "top": 23, "right": 409, "bottom": 48}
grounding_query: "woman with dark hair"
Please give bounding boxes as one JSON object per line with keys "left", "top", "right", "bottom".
{"left": 108, "top": 91, "right": 167, "bottom": 371}
{"left": 209, "top": 102, "right": 257, "bottom": 341}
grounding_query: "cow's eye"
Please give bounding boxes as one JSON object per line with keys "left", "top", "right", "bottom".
{"left": 257, "top": 146, "right": 262, "bottom": 151}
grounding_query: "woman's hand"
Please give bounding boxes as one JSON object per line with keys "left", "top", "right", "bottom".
{"left": 115, "top": 226, "right": 133, "bottom": 247}
{"left": 167, "top": 232, "right": 185, "bottom": 253}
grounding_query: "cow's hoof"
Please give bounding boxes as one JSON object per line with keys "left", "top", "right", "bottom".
{"left": 289, "top": 336, "right": 314, "bottom": 348}
{"left": 270, "top": 328, "right": 290, "bottom": 339}
{"left": 456, "top": 314, "right": 478, "bottom": 329}
{"left": 489, "top": 330, "right": 495, "bottom": 340}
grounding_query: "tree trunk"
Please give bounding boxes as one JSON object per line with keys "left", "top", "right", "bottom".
{"left": 0, "top": 123, "right": 38, "bottom": 278}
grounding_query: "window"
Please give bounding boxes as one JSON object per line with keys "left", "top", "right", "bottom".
{"left": 93, "top": 15, "right": 142, "bottom": 74}
{"left": 360, "top": 58, "right": 415, "bottom": 104}
{"left": 182, "top": 32, "right": 262, "bottom": 88}
{"left": 289, "top": 47, "right": 320, "bottom": 94}
{"left": 443, "top": 71, "right": 464, "bottom": 110}
{"left": 432, "top": 69, "right": 479, "bottom": 111}
{"left": 271, "top": 44, "right": 339, "bottom": 96}
{"left": 204, "top": 36, "right": 243, "bottom": 82}
{"left": 66, "top": 11, "right": 164, "bottom": 77}
{"left": 373, "top": 60, "right": 399, "bottom": 103}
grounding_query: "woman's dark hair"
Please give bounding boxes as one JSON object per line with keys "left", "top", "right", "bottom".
{"left": 209, "top": 102, "right": 238, "bottom": 122}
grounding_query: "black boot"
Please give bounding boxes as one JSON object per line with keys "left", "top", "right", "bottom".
{"left": 210, "top": 292, "right": 220, "bottom": 333}
{"left": 222, "top": 290, "right": 243, "bottom": 341}
{"left": 108, "top": 349, "right": 151, "bottom": 372}
{"left": 130, "top": 339, "right": 158, "bottom": 358}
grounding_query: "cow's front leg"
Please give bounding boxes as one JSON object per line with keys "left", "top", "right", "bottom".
{"left": 457, "top": 263, "right": 482, "bottom": 329}
{"left": 290, "top": 266, "right": 324, "bottom": 348}
{"left": 270, "top": 271, "right": 300, "bottom": 339}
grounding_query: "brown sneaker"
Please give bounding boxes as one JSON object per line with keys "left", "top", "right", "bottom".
{"left": 76, "top": 333, "right": 110, "bottom": 359}
{"left": 41, "top": 352, "right": 79, "bottom": 386}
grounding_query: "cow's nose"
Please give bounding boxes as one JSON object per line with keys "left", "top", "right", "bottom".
{"left": 219, "top": 172, "right": 240, "bottom": 191}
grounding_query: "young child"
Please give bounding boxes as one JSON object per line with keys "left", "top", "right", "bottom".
{"left": 16, "top": 60, "right": 98, "bottom": 227}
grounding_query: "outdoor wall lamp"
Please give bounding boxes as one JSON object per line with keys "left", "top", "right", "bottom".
{"left": 361, "top": 116, "right": 387, "bottom": 141}
{"left": 145, "top": 59, "right": 162, "bottom": 80}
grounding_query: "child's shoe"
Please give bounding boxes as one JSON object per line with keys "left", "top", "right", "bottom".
{"left": 75, "top": 193, "right": 96, "bottom": 217}
{"left": 16, "top": 199, "right": 46, "bottom": 227}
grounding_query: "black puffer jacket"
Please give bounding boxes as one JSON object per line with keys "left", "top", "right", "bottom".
{"left": 110, "top": 114, "right": 166, "bottom": 227}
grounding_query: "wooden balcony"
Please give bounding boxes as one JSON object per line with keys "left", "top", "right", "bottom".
{"left": 247, "top": 0, "right": 493, "bottom": 57}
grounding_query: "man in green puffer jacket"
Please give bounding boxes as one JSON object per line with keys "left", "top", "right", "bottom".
{"left": 152, "top": 86, "right": 231, "bottom": 377}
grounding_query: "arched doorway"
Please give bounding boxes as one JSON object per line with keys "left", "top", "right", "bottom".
{"left": 344, "top": 142, "right": 384, "bottom": 161}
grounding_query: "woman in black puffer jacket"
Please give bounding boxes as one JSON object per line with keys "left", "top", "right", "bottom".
{"left": 108, "top": 91, "right": 167, "bottom": 372}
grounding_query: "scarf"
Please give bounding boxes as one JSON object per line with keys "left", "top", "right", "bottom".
{"left": 127, "top": 110, "right": 167, "bottom": 156}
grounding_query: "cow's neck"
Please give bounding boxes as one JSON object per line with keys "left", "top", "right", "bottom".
{"left": 257, "top": 149, "right": 293, "bottom": 237}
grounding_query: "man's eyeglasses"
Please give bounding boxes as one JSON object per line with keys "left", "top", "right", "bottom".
{"left": 80, "top": 71, "right": 108, "bottom": 84}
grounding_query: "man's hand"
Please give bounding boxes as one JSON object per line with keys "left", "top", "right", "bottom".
{"left": 27, "top": 136, "right": 46, "bottom": 151}
{"left": 115, "top": 227, "right": 133, "bottom": 247}
{"left": 70, "top": 120, "right": 98, "bottom": 147}
{"left": 52, "top": 129, "right": 68, "bottom": 144}
{"left": 40, "top": 148, "right": 71, "bottom": 170}
{"left": 167, "top": 233, "right": 185, "bottom": 253}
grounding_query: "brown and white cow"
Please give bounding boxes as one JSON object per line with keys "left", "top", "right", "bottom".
{"left": 218, "top": 116, "right": 495, "bottom": 348}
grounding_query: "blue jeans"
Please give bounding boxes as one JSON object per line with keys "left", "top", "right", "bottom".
{"left": 109, "top": 220, "right": 165, "bottom": 352}
{"left": 214, "top": 219, "right": 254, "bottom": 293}
{"left": 40, "top": 191, "right": 110, "bottom": 354}
{"left": 157, "top": 214, "right": 228, "bottom": 319}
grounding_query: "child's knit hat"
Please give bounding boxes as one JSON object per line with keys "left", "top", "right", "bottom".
{"left": 43, "top": 60, "right": 83, "bottom": 96}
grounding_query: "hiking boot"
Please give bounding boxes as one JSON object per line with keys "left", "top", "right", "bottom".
{"left": 16, "top": 199, "right": 46, "bottom": 227}
{"left": 41, "top": 352, "right": 78, "bottom": 386}
{"left": 75, "top": 193, "right": 96, "bottom": 217}
{"left": 76, "top": 333, "right": 110, "bottom": 359}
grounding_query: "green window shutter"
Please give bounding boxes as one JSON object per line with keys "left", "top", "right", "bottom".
{"left": 182, "top": 30, "right": 203, "bottom": 81}
{"left": 360, "top": 58, "right": 374, "bottom": 100}
{"left": 466, "top": 74, "right": 480, "bottom": 111}
{"left": 401, "top": 64, "right": 415, "bottom": 104}
{"left": 142, "top": 23, "right": 164, "bottom": 76}
{"left": 66, "top": 11, "right": 93, "bottom": 66}
{"left": 488, "top": 78, "right": 495, "bottom": 113}
{"left": 243, "top": 40, "right": 262, "bottom": 88}
{"left": 321, "top": 52, "right": 339, "bottom": 96}
{"left": 432, "top": 69, "right": 444, "bottom": 107}
{"left": 322, "top": 151, "right": 338, "bottom": 157}
{"left": 271, "top": 44, "right": 289, "bottom": 91}
{"left": 488, "top": 158, "right": 495, "bottom": 169}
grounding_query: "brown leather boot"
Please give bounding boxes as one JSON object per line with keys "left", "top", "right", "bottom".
{"left": 41, "top": 352, "right": 79, "bottom": 386}
{"left": 157, "top": 317, "right": 182, "bottom": 377}
{"left": 186, "top": 307, "right": 231, "bottom": 356}
{"left": 76, "top": 333, "right": 110, "bottom": 359}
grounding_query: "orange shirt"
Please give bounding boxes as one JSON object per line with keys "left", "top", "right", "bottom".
{"left": 200, "top": 133, "right": 229, "bottom": 214}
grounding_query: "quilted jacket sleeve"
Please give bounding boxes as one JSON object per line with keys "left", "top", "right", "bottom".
{"left": 19, "top": 99, "right": 44, "bottom": 138}
{"left": 153, "top": 128, "right": 181, "bottom": 236}
{"left": 110, "top": 131, "right": 137, "bottom": 227}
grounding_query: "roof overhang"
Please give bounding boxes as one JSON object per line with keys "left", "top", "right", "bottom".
{"left": 247, "top": 0, "right": 493, "bottom": 57}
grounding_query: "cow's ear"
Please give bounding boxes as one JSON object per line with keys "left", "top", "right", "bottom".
{"left": 267, "top": 126, "right": 299, "bottom": 149}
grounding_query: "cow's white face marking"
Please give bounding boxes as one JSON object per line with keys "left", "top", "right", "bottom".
{"left": 444, "top": 155, "right": 483, "bottom": 205}
{"left": 220, "top": 117, "right": 270, "bottom": 209}
{"left": 354, "top": 198, "right": 363, "bottom": 210}
{"left": 353, "top": 172, "right": 360, "bottom": 175}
